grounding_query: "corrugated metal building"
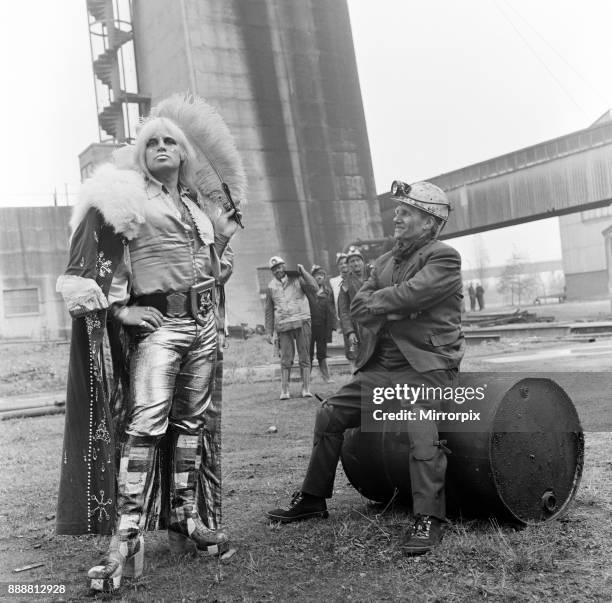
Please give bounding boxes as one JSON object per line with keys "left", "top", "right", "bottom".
{"left": 0, "top": 207, "right": 71, "bottom": 339}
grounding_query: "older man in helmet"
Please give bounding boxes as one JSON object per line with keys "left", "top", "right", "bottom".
{"left": 267, "top": 181, "right": 464, "bottom": 556}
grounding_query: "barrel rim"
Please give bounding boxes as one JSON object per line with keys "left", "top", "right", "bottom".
{"left": 488, "top": 378, "right": 585, "bottom": 524}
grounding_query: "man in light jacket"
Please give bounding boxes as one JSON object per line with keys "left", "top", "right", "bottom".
{"left": 265, "top": 257, "right": 317, "bottom": 399}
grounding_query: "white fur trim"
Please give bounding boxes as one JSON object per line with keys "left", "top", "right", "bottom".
{"left": 71, "top": 164, "right": 147, "bottom": 239}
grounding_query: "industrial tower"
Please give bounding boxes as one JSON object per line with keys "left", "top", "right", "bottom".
{"left": 84, "top": 0, "right": 382, "bottom": 323}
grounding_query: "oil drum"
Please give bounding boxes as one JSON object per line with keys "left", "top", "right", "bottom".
{"left": 340, "top": 375, "right": 584, "bottom": 524}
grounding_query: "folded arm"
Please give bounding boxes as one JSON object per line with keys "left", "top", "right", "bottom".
{"left": 350, "top": 264, "right": 386, "bottom": 331}
{"left": 365, "top": 248, "right": 462, "bottom": 316}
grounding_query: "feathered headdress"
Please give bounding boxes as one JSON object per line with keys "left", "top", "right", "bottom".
{"left": 148, "top": 93, "right": 247, "bottom": 217}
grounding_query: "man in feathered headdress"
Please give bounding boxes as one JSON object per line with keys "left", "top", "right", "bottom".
{"left": 55, "top": 94, "right": 246, "bottom": 592}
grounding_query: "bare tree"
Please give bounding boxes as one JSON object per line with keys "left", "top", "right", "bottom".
{"left": 496, "top": 252, "right": 538, "bottom": 306}
{"left": 473, "top": 234, "right": 489, "bottom": 284}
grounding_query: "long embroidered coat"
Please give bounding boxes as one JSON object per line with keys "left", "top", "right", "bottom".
{"left": 56, "top": 166, "right": 231, "bottom": 535}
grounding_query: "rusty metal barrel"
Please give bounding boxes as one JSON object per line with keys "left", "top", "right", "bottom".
{"left": 340, "top": 375, "right": 584, "bottom": 524}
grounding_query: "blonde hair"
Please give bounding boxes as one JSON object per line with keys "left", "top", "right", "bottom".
{"left": 134, "top": 117, "right": 198, "bottom": 191}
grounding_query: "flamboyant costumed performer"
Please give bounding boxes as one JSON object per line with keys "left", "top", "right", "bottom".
{"left": 55, "top": 94, "right": 246, "bottom": 592}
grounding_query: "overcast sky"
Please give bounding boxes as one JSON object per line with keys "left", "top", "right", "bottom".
{"left": 2, "top": 0, "right": 611, "bottom": 267}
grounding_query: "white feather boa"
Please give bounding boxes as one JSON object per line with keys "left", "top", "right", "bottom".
{"left": 70, "top": 163, "right": 147, "bottom": 240}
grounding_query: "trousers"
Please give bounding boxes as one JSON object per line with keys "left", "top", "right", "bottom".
{"left": 309, "top": 323, "right": 329, "bottom": 362}
{"left": 278, "top": 322, "right": 311, "bottom": 370}
{"left": 301, "top": 364, "right": 456, "bottom": 519}
{"left": 127, "top": 313, "right": 217, "bottom": 437}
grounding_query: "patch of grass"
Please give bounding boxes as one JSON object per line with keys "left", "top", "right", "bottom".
{"left": 0, "top": 342, "right": 70, "bottom": 397}
{"left": 0, "top": 383, "right": 610, "bottom": 602}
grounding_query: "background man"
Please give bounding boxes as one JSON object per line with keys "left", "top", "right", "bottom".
{"left": 468, "top": 283, "right": 476, "bottom": 311}
{"left": 338, "top": 246, "right": 366, "bottom": 363}
{"left": 267, "top": 180, "right": 464, "bottom": 556}
{"left": 265, "top": 257, "right": 318, "bottom": 399}
{"left": 476, "top": 283, "right": 485, "bottom": 310}
{"left": 329, "top": 252, "right": 349, "bottom": 319}
{"left": 306, "top": 265, "right": 337, "bottom": 383}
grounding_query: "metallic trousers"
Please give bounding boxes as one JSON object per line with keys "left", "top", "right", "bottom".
{"left": 127, "top": 314, "right": 217, "bottom": 437}
{"left": 117, "top": 313, "right": 218, "bottom": 531}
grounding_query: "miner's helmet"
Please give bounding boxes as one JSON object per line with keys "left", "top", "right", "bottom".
{"left": 311, "top": 264, "right": 326, "bottom": 276}
{"left": 390, "top": 180, "right": 451, "bottom": 236}
{"left": 346, "top": 246, "right": 363, "bottom": 261}
{"left": 268, "top": 255, "right": 285, "bottom": 269}
{"left": 335, "top": 252, "right": 348, "bottom": 264}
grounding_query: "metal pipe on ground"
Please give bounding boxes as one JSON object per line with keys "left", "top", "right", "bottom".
{"left": 1, "top": 405, "right": 65, "bottom": 421}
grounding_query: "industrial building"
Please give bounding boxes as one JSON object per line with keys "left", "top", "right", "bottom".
{"left": 0, "top": 207, "right": 71, "bottom": 339}
{"left": 84, "top": 0, "right": 382, "bottom": 324}
{"left": 1, "top": 0, "right": 611, "bottom": 340}
{"left": 376, "top": 116, "right": 612, "bottom": 303}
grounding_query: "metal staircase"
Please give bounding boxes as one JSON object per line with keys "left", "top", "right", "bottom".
{"left": 86, "top": 0, "right": 149, "bottom": 142}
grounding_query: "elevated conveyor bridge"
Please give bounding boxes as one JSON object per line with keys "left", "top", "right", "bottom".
{"left": 377, "top": 121, "right": 612, "bottom": 239}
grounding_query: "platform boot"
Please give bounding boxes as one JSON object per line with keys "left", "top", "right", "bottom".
{"left": 167, "top": 431, "right": 229, "bottom": 556}
{"left": 88, "top": 435, "right": 154, "bottom": 592}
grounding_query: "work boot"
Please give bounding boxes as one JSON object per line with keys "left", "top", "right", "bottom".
{"left": 301, "top": 367, "right": 313, "bottom": 398}
{"left": 280, "top": 368, "right": 291, "bottom": 400}
{"left": 318, "top": 358, "right": 334, "bottom": 383}
{"left": 403, "top": 515, "right": 444, "bottom": 555}
{"left": 266, "top": 491, "right": 328, "bottom": 523}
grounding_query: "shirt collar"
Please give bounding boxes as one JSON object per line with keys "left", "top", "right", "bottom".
{"left": 145, "top": 179, "right": 165, "bottom": 200}
{"left": 145, "top": 179, "right": 191, "bottom": 200}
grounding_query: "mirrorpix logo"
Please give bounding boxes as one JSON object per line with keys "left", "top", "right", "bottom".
{"left": 370, "top": 383, "right": 486, "bottom": 423}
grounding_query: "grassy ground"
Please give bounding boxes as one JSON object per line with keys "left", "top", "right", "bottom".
{"left": 0, "top": 341, "right": 70, "bottom": 397}
{"left": 1, "top": 376, "right": 610, "bottom": 602}
{"left": 1, "top": 317, "right": 611, "bottom": 601}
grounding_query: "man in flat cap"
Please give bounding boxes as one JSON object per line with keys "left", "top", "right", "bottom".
{"left": 265, "top": 257, "right": 318, "bottom": 399}
{"left": 267, "top": 181, "right": 464, "bottom": 555}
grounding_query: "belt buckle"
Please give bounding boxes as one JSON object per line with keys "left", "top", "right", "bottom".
{"left": 190, "top": 278, "right": 216, "bottom": 326}
{"left": 166, "top": 292, "right": 187, "bottom": 317}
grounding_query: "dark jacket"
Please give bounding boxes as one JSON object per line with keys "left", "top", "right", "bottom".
{"left": 337, "top": 273, "right": 364, "bottom": 336}
{"left": 306, "top": 284, "right": 337, "bottom": 341}
{"left": 350, "top": 239, "right": 464, "bottom": 373}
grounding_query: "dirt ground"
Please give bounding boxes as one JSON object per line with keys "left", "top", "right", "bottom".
{"left": 0, "top": 309, "right": 611, "bottom": 601}
{"left": 0, "top": 381, "right": 610, "bottom": 602}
